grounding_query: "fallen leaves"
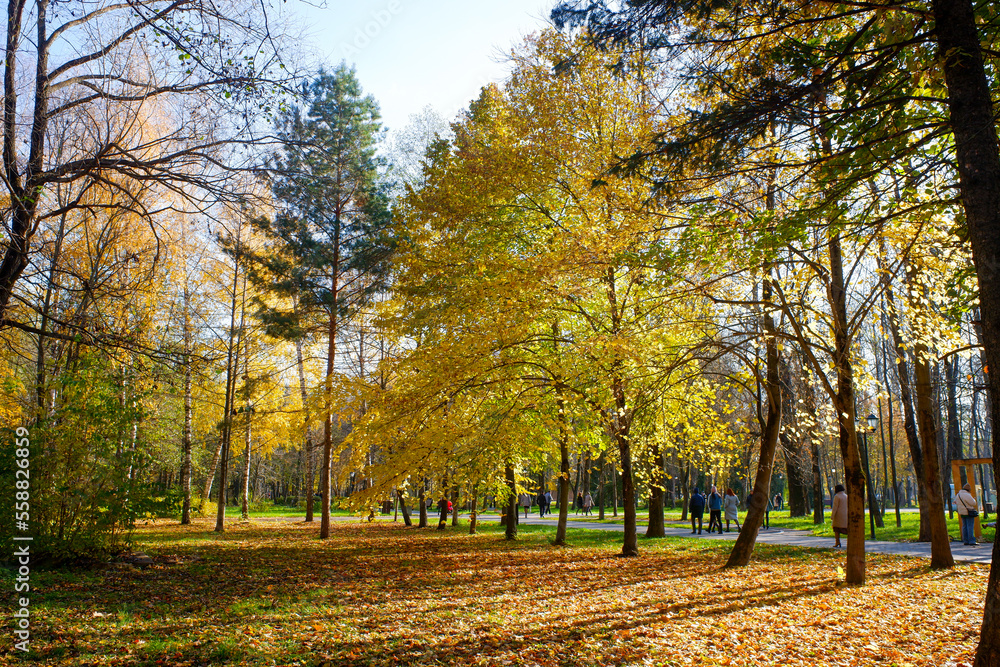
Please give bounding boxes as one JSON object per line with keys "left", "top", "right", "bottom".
{"left": 13, "top": 518, "right": 988, "bottom": 667}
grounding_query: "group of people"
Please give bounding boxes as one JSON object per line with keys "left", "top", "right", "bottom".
{"left": 688, "top": 486, "right": 741, "bottom": 534}
{"left": 530, "top": 491, "right": 554, "bottom": 517}
{"left": 516, "top": 489, "right": 597, "bottom": 517}
{"left": 451, "top": 479, "right": 986, "bottom": 549}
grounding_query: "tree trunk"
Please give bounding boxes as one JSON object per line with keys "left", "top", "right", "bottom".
{"left": 469, "top": 487, "right": 478, "bottom": 535}
{"left": 418, "top": 484, "right": 428, "bottom": 528}
{"left": 555, "top": 393, "right": 571, "bottom": 546}
{"left": 295, "top": 316, "right": 315, "bottom": 523}
{"left": 598, "top": 450, "right": 607, "bottom": 520}
{"left": 826, "top": 231, "right": 867, "bottom": 584}
{"left": 726, "top": 268, "right": 781, "bottom": 568}
{"left": 180, "top": 278, "right": 194, "bottom": 525}
{"left": 646, "top": 442, "right": 665, "bottom": 537}
{"left": 215, "top": 240, "right": 245, "bottom": 533}
{"left": 612, "top": 462, "right": 618, "bottom": 517}
{"left": 913, "top": 343, "right": 955, "bottom": 569}
{"left": 397, "top": 488, "right": 412, "bottom": 527}
{"left": 680, "top": 461, "right": 689, "bottom": 522}
{"left": 320, "top": 222, "right": 342, "bottom": 538}
{"left": 780, "top": 357, "right": 809, "bottom": 517}
{"left": 882, "top": 253, "right": 933, "bottom": 541}
{"left": 504, "top": 463, "right": 517, "bottom": 541}
{"left": 802, "top": 367, "right": 824, "bottom": 525}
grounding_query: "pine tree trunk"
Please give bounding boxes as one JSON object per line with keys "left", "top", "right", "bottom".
{"left": 295, "top": 329, "right": 315, "bottom": 523}
{"left": 320, "top": 224, "right": 341, "bottom": 538}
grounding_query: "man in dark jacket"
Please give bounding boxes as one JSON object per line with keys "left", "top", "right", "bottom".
{"left": 707, "top": 485, "right": 724, "bottom": 534}
{"left": 689, "top": 488, "right": 706, "bottom": 534}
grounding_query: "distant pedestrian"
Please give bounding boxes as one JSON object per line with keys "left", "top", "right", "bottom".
{"left": 832, "top": 484, "right": 848, "bottom": 548}
{"left": 748, "top": 492, "right": 772, "bottom": 529}
{"left": 689, "top": 488, "right": 706, "bottom": 534}
{"left": 956, "top": 483, "right": 979, "bottom": 546}
{"left": 520, "top": 493, "right": 531, "bottom": 519}
{"left": 575, "top": 492, "right": 584, "bottom": 515}
{"left": 583, "top": 492, "right": 594, "bottom": 516}
{"left": 724, "top": 488, "right": 741, "bottom": 532}
{"left": 707, "top": 485, "right": 724, "bottom": 534}
{"left": 544, "top": 490, "right": 552, "bottom": 515}
{"left": 774, "top": 492, "right": 783, "bottom": 511}
{"left": 536, "top": 491, "right": 547, "bottom": 518}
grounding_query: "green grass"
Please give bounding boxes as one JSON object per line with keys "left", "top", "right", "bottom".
{"left": 168, "top": 502, "right": 995, "bottom": 543}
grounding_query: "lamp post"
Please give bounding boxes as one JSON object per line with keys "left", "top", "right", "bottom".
{"left": 860, "top": 414, "right": 880, "bottom": 538}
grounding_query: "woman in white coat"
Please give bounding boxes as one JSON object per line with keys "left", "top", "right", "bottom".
{"left": 724, "top": 488, "right": 741, "bottom": 532}
{"left": 956, "top": 483, "right": 979, "bottom": 546}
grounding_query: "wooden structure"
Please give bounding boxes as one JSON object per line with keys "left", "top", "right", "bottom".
{"left": 951, "top": 457, "right": 993, "bottom": 539}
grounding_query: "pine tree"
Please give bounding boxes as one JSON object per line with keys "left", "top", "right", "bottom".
{"left": 247, "top": 65, "right": 392, "bottom": 538}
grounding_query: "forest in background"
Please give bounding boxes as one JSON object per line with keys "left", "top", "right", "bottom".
{"left": 1, "top": 1, "right": 1000, "bottom": 664}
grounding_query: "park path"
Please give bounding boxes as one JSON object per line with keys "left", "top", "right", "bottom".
{"left": 473, "top": 514, "right": 995, "bottom": 564}
{"left": 278, "top": 514, "right": 993, "bottom": 563}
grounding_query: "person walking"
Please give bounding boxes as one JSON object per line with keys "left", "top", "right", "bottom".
{"left": 774, "top": 492, "right": 783, "bottom": 511}
{"left": 748, "top": 492, "right": 773, "bottom": 529}
{"left": 831, "top": 484, "right": 848, "bottom": 548}
{"left": 956, "top": 483, "right": 979, "bottom": 546}
{"left": 724, "top": 488, "right": 741, "bottom": 532}
{"left": 689, "top": 487, "right": 706, "bottom": 534}
{"left": 583, "top": 492, "right": 594, "bottom": 516}
{"left": 520, "top": 492, "right": 531, "bottom": 519}
{"left": 575, "top": 491, "right": 584, "bottom": 515}
{"left": 544, "top": 490, "right": 552, "bottom": 516}
{"left": 536, "top": 490, "right": 547, "bottom": 518}
{"left": 707, "top": 485, "right": 724, "bottom": 534}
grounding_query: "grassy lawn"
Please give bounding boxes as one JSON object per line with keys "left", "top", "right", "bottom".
{"left": 3, "top": 517, "right": 988, "bottom": 666}
{"left": 207, "top": 503, "right": 996, "bottom": 545}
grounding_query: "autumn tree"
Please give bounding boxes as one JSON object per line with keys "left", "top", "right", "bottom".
{"left": 247, "top": 65, "right": 392, "bottom": 538}
{"left": 0, "top": 0, "right": 296, "bottom": 333}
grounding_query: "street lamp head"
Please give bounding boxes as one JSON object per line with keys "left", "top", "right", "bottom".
{"left": 866, "top": 414, "right": 879, "bottom": 431}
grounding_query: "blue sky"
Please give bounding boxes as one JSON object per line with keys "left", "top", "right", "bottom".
{"left": 281, "top": 0, "right": 557, "bottom": 131}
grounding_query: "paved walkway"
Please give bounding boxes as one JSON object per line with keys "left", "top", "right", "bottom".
{"left": 474, "top": 515, "right": 995, "bottom": 564}
{"left": 271, "top": 514, "right": 993, "bottom": 564}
